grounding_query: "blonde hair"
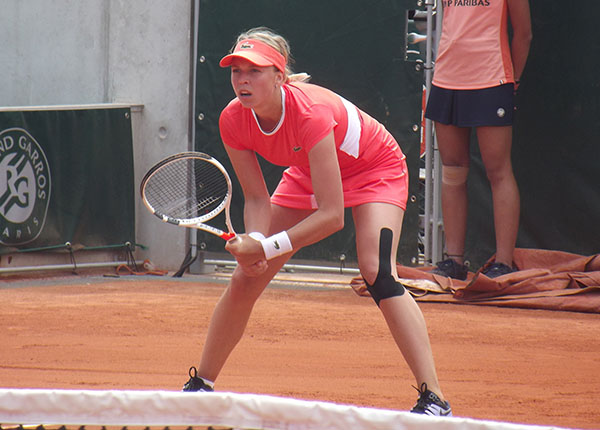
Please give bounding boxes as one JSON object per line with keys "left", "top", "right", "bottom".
{"left": 233, "top": 27, "right": 310, "bottom": 83}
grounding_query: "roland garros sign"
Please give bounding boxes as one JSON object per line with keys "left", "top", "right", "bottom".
{"left": 0, "top": 128, "right": 51, "bottom": 246}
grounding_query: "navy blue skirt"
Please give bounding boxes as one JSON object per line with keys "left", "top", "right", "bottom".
{"left": 425, "top": 83, "right": 515, "bottom": 127}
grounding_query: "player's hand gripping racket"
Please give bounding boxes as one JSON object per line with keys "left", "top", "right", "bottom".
{"left": 140, "top": 152, "right": 236, "bottom": 240}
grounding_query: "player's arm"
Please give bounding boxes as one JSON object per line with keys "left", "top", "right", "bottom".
{"left": 224, "top": 143, "right": 272, "bottom": 234}
{"left": 507, "top": 0, "right": 532, "bottom": 83}
{"left": 285, "top": 131, "right": 345, "bottom": 249}
{"left": 223, "top": 144, "right": 271, "bottom": 271}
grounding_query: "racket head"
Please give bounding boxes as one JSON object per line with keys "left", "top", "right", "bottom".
{"left": 140, "top": 152, "right": 235, "bottom": 238}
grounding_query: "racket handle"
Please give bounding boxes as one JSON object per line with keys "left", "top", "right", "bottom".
{"left": 221, "top": 232, "right": 236, "bottom": 241}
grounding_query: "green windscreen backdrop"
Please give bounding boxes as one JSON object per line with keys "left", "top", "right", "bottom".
{"left": 0, "top": 108, "right": 135, "bottom": 252}
{"left": 195, "top": 0, "right": 600, "bottom": 268}
{"left": 194, "top": 0, "right": 422, "bottom": 265}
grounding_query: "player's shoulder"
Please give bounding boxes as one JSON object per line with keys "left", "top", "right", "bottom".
{"left": 221, "top": 97, "right": 243, "bottom": 114}
{"left": 285, "top": 82, "right": 341, "bottom": 111}
{"left": 220, "top": 98, "right": 245, "bottom": 122}
{"left": 287, "top": 81, "right": 333, "bottom": 97}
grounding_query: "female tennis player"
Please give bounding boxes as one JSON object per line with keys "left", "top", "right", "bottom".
{"left": 183, "top": 26, "right": 451, "bottom": 416}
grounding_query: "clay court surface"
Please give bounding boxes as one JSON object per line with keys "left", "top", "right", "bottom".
{"left": 1, "top": 272, "right": 599, "bottom": 429}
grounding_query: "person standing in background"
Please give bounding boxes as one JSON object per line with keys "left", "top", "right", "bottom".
{"left": 426, "top": 0, "right": 532, "bottom": 280}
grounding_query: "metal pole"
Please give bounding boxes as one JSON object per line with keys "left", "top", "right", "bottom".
{"left": 204, "top": 259, "right": 361, "bottom": 275}
{"left": 423, "top": 0, "right": 435, "bottom": 265}
{"left": 0, "top": 260, "right": 145, "bottom": 275}
{"left": 188, "top": 0, "right": 200, "bottom": 263}
{"left": 431, "top": 3, "right": 444, "bottom": 265}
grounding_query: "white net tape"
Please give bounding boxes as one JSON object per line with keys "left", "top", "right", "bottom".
{"left": 0, "top": 389, "right": 566, "bottom": 430}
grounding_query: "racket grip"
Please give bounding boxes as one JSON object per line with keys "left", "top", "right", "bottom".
{"left": 221, "top": 232, "right": 236, "bottom": 241}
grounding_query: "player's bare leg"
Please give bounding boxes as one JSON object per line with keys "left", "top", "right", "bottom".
{"left": 477, "top": 125, "right": 519, "bottom": 267}
{"left": 353, "top": 203, "right": 446, "bottom": 402}
{"left": 196, "top": 206, "right": 313, "bottom": 384}
{"left": 434, "top": 122, "right": 471, "bottom": 265}
{"left": 197, "top": 257, "right": 286, "bottom": 382}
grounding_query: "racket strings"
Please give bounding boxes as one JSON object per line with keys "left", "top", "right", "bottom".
{"left": 145, "top": 158, "right": 228, "bottom": 220}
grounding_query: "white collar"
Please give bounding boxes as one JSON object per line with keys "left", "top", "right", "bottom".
{"left": 252, "top": 86, "right": 285, "bottom": 136}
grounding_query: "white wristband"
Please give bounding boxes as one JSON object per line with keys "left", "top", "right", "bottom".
{"left": 248, "top": 232, "right": 266, "bottom": 241}
{"left": 260, "top": 231, "right": 293, "bottom": 260}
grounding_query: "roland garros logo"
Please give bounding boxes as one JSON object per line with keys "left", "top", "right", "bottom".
{"left": 0, "top": 128, "right": 51, "bottom": 246}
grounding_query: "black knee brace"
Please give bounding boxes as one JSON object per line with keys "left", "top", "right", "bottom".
{"left": 364, "top": 228, "right": 405, "bottom": 306}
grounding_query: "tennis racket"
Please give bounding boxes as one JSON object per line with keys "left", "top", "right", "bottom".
{"left": 140, "top": 151, "right": 236, "bottom": 240}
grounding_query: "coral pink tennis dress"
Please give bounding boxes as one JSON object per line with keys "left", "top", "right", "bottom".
{"left": 219, "top": 82, "right": 408, "bottom": 210}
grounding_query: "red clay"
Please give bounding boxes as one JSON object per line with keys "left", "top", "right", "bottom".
{"left": 0, "top": 277, "right": 598, "bottom": 429}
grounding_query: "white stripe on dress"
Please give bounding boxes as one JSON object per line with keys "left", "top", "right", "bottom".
{"left": 338, "top": 95, "right": 361, "bottom": 158}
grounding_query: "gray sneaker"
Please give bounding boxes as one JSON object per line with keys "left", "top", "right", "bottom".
{"left": 182, "top": 366, "right": 214, "bottom": 392}
{"left": 431, "top": 259, "right": 468, "bottom": 281}
{"left": 482, "top": 262, "right": 516, "bottom": 278}
{"left": 410, "top": 383, "right": 452, "bottom": 416}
